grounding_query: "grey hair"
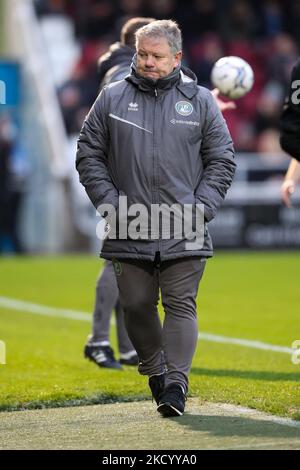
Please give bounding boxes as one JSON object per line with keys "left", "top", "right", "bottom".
{"left": 135, "top": 20, "right": 182, "bottom": 54}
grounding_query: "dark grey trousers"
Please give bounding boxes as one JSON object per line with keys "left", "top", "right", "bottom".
{"left": 113, "top": 256, "right": 206, "bottom": 392}
{"left": 90, "top": 260, "right": 135, "bottom": 354}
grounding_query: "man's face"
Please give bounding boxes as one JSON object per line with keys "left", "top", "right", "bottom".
{"left": 136, "top": 36, "right": 182, "bottom": 81}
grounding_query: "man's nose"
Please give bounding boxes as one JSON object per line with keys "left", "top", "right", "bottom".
{"left": 145, "top": 56, "right": 155, "bottom": 68}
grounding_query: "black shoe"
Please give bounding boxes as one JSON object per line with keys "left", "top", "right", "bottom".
{"left": 120, "top": 353, "right": 139, "bottom": 366}
{"left": 148, "top": 374, "right": 165, "bottom": 405}
{"left": 157, "top": 383, "right": 186, "bottom": 417}
{"left": 84, "top": 344, "right": 122, "bottom": 370}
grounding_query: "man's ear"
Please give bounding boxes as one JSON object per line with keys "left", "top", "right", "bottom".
{"left": 175, "top": 51, "right": 182, "bottom": 67}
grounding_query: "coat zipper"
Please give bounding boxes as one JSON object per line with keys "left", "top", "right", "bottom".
{"left": 153, "top": 87, "right": 162, "bottom": 257}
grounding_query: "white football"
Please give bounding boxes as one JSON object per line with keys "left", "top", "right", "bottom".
{"left": 211, "top": 56, "right": 254, "bottom": 99}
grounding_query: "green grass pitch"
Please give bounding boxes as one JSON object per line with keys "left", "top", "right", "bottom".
{"left": 0, "top": 252, "right": 299, "bottom": 419}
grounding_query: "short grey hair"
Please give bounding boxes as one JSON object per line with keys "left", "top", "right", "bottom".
{"left": 135, "top": 20, "right": 182, "bottom": 55}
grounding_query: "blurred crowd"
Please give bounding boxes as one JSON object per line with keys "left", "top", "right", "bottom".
{"left": 0, "top": 115, "right": 24, "bottom": 254}
{"left": 34, "top": 0, "right": 300, "bottom": 152}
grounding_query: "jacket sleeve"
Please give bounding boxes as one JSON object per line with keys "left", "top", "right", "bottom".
{"left": 279, "top": 59, "right": 300, "bottom": 161}
{"left": 194, "top": 89, "right": 236, "bottom": 222}
{"left": 76, "top": 89, "right": 119, "bottom": 211}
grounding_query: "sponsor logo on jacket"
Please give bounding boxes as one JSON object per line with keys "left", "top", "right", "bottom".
{"left": 171, "top": 119, "right": 199, "bottom": 126}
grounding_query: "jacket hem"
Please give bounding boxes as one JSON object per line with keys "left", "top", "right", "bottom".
{"left": 100, "top": 250, "right": 213, "bottom": 261}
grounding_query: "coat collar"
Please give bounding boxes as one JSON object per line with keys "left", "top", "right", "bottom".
{"left": 125, "top": 54, "right": 198, "bottom": 99}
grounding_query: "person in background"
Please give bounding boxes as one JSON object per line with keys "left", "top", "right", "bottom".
{"left": 280, "top": 158, "right": 300, "bottom": 207}
{"left": 84, "top": 17, "right": 155, "bottom": 370}
{"left": 279, "top": 58, "right": 300, "bottom": 206}
{"left": 0, "top": 115, "right": 23, "bottom": 254}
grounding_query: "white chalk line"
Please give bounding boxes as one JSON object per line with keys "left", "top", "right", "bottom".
{"left": 0, "top": 296, "right": 91, "bottom": 322}
{"left": 0, "top": 296, "right": 295, "bottom": 355}
{"left": 212, "top": 403, "right": 300, "bottom": 430}
{"left": 198, "top": 332, "right": 294, "bottom": 355}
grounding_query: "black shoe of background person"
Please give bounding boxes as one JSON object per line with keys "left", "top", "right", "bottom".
{"left": 148, "top": 373, "right": 165, "bottom": 405}
{"left": 120, "top": 352, "right": 139, "bottom": 366}
{"left": 157, "top": 383, "right": 186, "bottom": 417}
{"left": 84, "top": 343, "right": 123, "bottom": 370}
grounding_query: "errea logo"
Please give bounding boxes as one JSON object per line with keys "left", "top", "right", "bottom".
{"left": 128, "top": 102, "right": 138, "bottom": 111}
{"left": 175, "top": 101, "right": 193, "bottom": 116}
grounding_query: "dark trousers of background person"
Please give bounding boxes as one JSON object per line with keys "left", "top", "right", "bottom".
{"left": 90, "top": 260, "right": 136, "bottom": 355}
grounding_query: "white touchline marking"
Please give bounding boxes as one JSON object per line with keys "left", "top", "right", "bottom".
{"left": 213, "top": 403, "right": 300, "bottom": 430}
{"left": 0, "top": 296, "right": 294, "bottom": 354}
{"left": 0, "top": 296, "right": 117, "bottom": 325}
{"left": 198, "top": 332, "right": 294, "bottom": 355}
{"left": 0, "top": 296, "right": 91, "bottom": 322}
{"left": 109, "top": 113, "right": 152, "bottom": 133}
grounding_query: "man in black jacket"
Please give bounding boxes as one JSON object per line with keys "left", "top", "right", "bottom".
{"left": 280, "top": 58, "right": 300, "bottom": 207}
{"left": 77, "top": 20, "right": 236, "bottom": 417}
{"left": 85, "top": 17, "right": 236, "bottom": 371}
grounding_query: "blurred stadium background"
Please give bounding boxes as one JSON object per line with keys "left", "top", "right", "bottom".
{"left": 0, "top": 0, "right": 299, "bottom": 422}
{"left": 1, "top": 0, "right": 300, "bottom": 254}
